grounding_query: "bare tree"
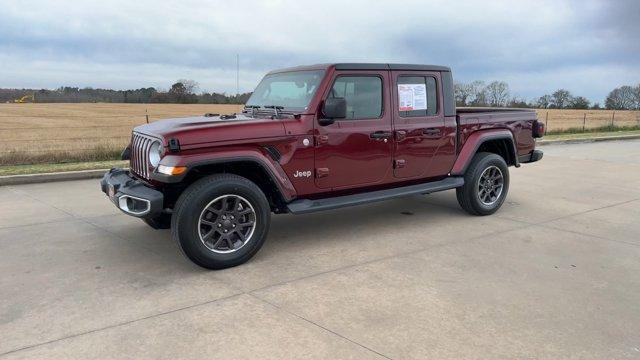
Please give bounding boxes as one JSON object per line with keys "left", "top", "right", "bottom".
{"left": 467, "top": 80, "right": 487, "bottom": 106}
{"left": 551, "top": 89, "right": 572, "bottom": 109}
{"left": 169, "top": 80, "right": 200, "bottom": 103}
{"left": 485, "top": 81, "right": 510, "bottom": 107}
{"left": 536, "top": 94, "right": 552, "bottom": 108}
{"left": 569, "top": 96, "right": 590, "bottom": 109}
{"left": 176, "top": 79, "right": 200, "bottom": 95}
{"left": 454, "top": 82, "right": 471, "bottom": 106}
{"left": 605, "top": 86, "right": 636, "bottom": 110}
{"left": 453, "top": 82, "right": 469, "bottom": 106}
{"left": 508, "top": 96, "right": 528, "bottom": 108}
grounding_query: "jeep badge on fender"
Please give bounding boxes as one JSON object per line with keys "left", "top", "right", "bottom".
{"left": 293, "top": 170, "right": 312, "bottom": 178}
{"left": 101, "top": 63, "right": 543, "bottom": 270}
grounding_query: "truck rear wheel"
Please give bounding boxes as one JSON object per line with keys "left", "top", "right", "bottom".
{"left": 171, "top": 174, "right": 271, "bottom": 269}
{"left": 456, "top": 152, "right": 509, "bottom": 216}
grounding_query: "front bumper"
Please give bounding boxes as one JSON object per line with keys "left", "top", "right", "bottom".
{"left": 100, "top": 168, "right": 164, "bottom": 218}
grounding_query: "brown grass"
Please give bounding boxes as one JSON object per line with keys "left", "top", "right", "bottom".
{"left": 535, "top": 109, "right": 640, "bottom": 131}
{"left": 0, "top": 103, "right": 243, "bottom": 165}
{"left": 0, "top": 104, "right": 638, "bottom": 166}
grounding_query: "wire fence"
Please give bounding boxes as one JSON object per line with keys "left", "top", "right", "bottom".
{"left": 0, "top": 108, "right": 638, "bottom": 166}
{"left": 536, "top": 109, "right": 640, "bottom": 134}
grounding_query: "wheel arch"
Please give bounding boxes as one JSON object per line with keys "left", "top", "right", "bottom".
{"left": 157, "top": 151, "right": 296, "bottom": 213}
{"left": 451, "top": 130, "right": 518, "bottom": 176}
{"left": 185, "top": 157, "right": 291, "bottom": 212}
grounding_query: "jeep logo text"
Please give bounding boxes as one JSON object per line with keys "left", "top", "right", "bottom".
{"left": 293, "top": 170, "right": 312, "bottom": 178}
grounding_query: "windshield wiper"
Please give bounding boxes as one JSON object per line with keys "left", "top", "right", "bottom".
{"left": 264, "top": 105, "right": 284, "bottom": 118}
{"left": 244, "top": 105, "right": 261, "bottom": 117}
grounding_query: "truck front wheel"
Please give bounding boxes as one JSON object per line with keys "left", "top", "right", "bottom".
{"left": 171, "top": 174, "right": 271, "bottom": 269}
{"left": 456, "top": 152, "right": 510, "bottom": 216}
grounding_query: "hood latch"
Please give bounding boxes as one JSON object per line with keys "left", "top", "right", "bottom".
{"left": 168, "top": 138, "right": 181, "bottom": 153}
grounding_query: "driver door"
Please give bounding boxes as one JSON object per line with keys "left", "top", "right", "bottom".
{"left": 314, "top": 71, "right": 393, "bottom": 190}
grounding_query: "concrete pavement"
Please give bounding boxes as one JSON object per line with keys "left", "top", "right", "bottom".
{"left": 1, "top": 140, "right": 639, "bottom": 359}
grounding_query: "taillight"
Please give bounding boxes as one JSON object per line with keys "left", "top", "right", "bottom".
{"left": 533, "top": 120, "right": 545, "bottom": 138}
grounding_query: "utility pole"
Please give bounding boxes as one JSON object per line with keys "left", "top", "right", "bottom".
{"left": 236, "top": 54, "right": 240, "bottom": 96}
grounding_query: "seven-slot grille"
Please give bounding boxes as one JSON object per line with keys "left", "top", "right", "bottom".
{"left": 130, "top": 133, "right": 156, "bottom": 179}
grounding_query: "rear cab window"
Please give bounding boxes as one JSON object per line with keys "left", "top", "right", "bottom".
{"left": 397, "top": 76, "right": 438, "bottom": 117}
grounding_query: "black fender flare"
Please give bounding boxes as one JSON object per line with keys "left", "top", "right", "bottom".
{"left": 450, "top": 130, "right": 518, "bottom": 176}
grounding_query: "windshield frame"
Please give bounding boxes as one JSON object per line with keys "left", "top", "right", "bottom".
{"left": 246, "top": 70, "right": 326, "bottom": 112}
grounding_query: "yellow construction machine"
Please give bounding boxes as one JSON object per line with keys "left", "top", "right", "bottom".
{"left": 14, "top": 94, "right": 35, "bottom": 103}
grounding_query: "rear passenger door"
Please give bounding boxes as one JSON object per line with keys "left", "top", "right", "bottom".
{"left": 391, "top": 71, "right": 449, "bottom": 179}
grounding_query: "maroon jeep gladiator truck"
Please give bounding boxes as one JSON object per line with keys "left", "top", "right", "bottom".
{"left": 101, "top": 63, "right": 544, "bottom": 269}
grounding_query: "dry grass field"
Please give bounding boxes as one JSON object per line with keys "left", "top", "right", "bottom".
{"left": 536, "top": 109, "right": 640, "bottom": 130}
{"left": 0, "top": 103, "right": 243, "bottom": 165}
{"left": 0, "top": 103, "right": 638, "bottom": 166}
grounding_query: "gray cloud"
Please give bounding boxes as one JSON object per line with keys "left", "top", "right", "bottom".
{"left": 0, "top": 0, "right": 638, "bottom": 102}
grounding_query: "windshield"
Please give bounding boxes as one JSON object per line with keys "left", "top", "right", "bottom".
{"left": 246, "top": 70, "right": 324, "bottom": 111}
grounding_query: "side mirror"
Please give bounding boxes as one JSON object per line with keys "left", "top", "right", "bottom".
{"left": 320, "top": 97, "right": 346, "bottom": 126}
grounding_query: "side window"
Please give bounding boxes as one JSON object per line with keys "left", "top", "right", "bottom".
{"left": 330, "top": 76, "right": 382, "bottom": 120}
{"left": 397, "top": 76, "right": 438, "bottom": 117}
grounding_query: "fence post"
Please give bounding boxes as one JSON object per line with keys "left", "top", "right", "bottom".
{"left": 145, "top": 109, "right": 149, "bottom": 124}
{"left": 545, "top": 112, "right": 549, "bottom": 134}
{"left": 583, "top": 113, "right": 586, "bottom": 132}
{"left": 611, "top": 111, "right": 615, "bottom": 128}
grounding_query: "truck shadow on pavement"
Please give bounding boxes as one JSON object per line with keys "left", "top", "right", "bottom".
{"left": 91, "top": 192, "right": 471, "bottom": 273}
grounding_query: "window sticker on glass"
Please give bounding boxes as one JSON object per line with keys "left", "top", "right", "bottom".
{"left": 398, "top": 84, "right": 427, "bottom": 111}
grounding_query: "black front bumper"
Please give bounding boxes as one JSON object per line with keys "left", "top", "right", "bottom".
{"left": 100, "top": 168, "right": 164, "bottom": 218}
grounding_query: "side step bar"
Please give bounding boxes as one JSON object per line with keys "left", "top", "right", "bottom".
{"left": 287, "top": 177, "right": 464, "bottom": 214}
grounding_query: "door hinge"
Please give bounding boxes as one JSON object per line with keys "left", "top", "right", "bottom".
{"left": 316, "top": 168, "right": 330, "bottom": 178}
{"left": 394, "top": 159, "right": 406, "bottom": 168}
{"left": 315, "top": 135, "right": 329, "bottom": 145}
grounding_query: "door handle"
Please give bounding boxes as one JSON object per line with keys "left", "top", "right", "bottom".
{"left": 370, "top": 131, "right": 393, "bottom": 140}
{"left": 422, "top": 128, "right": 441, "bottom": 137}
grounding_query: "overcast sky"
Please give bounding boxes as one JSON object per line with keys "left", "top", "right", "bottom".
{"left": 1, "top": 0, "right": 638, "bottom": 103}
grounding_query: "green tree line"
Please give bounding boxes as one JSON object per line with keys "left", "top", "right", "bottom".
{"left": 0, "top": 79, "right": 251, "bottom": 104}
{"left": 2, "top": 78, "right": 639, "bottom": 110}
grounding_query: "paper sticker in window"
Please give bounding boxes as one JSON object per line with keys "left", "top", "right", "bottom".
{"left": 398, "top": 84, "right": 427, "bottom": 111}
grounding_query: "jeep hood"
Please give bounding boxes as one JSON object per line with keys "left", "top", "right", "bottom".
{"left": 133, "top": 113, "right": 286, "bottom": 146}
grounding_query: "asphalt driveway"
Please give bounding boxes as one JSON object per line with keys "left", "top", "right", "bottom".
{"left": 1, "top": 140, "right": 639, "bottom": 359}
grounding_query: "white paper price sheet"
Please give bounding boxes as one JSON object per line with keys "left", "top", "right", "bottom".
{"left": 398, "top": 83, "right": 427, "bottom": 111}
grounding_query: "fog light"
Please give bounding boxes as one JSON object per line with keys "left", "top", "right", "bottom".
{"left": 157, "top": 165, "right": 187, "bottom": 175}
{"left": 118, "top": 195, "right": 150, "bottom": 215}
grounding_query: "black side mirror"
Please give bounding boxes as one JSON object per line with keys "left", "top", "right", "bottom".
{"left": 320, "top": 97, "right": 346, "bottom": 126}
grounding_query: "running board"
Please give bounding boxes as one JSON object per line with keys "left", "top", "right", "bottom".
{"left": 287, "top": 177, "right": 464, "bottom": 214}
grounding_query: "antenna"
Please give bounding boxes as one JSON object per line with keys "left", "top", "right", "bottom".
{"left": 236, "top": 54, "right": 240, "bottom": 96}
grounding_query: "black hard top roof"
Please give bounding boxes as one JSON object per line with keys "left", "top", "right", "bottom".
{"left": 268, "top": 63, "right": 451, "bottom": 74}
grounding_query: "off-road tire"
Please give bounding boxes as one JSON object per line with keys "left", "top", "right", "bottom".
{"left": 456, "top": 152, "right": 509, "bottom": 216}
{"left": 171, "top": 174, "right": 271, "bottom": 269}
{"left": 142, "top": 213, "right": 172, "bottom": 229}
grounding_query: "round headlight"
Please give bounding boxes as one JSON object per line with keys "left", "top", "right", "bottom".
{"left": 149, "top": 141, "right": 163, "bottom": 168}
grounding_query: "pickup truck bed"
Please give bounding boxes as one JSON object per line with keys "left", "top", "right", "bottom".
{"left": 456, "top": 108, "right": 538, "bottom": 160}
